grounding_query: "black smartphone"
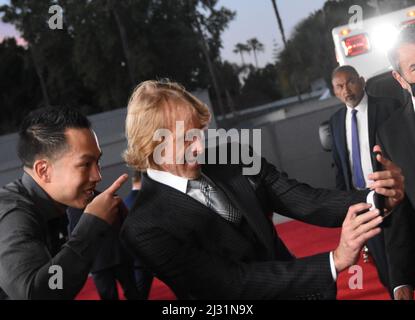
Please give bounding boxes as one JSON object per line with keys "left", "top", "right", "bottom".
{"left": 372, "top": 151, "right": 385, "bottom": 218}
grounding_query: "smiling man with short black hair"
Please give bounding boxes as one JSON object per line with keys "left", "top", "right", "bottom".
{"left": 0, "top": 106, "right": 128, "bottom": 300}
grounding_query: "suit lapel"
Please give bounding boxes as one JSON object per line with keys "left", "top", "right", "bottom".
{"left": 403, "top": 99, "right": 415, "bottom": 147}
{"left": 367, "top": 98, "right": 377, "bottom": 149}
{"left": 141, "top": 172, "right": 218, "bottom": 220}
{"left": 142, "top": 168, "right": 275, "bottom": 257}
{"left": 334, "top": 108, "right": 351, "bottom": 189}
{"left": 203, "top": 165, "right": 275, "bottom": 256}
{"left": 383, "top": 99, "right": 415, "bottom": 168}
{"left": 384, "top": 100, "right": 415, "bottom": 203}
{"left": 367, "top": 98, "right": 377, "bottom": 168}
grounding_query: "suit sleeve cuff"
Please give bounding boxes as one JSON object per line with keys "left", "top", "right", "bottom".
{"left": 366, "top": 190, "right": 375, "bottom": 209}
{"left": 329, "top": 251, "right": 337, "bottom": 281}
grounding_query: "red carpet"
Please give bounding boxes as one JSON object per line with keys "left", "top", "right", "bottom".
{"left": 75, "top": 220, "right": 390, "bottom": 300}
{"left": 275, "top": 220, "right": 390, "bottom": 300}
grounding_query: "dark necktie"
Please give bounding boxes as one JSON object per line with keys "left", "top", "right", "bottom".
{"left": 351, "top": 109, "right": 366, "bottom": 189}
{"left": 187, "top": 175, "right": 242, "bottom": 224}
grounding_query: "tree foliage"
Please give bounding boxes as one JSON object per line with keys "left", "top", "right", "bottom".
{"left": 0, "top": 0, "right": 235, "bottom": 133}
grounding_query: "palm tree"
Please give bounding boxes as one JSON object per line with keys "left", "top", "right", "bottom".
{"left": 193, "top": 12, "right": 225, "bottom": 117}
{"left": 106, "top": 0, "right": 136, "bottom": 86}
{"left": 270, "top": 0, "right": 302, "bottom": 101}
{"left": 270, "top": 0, "right": 287, "bottom": 48}
{"left": 272, "top": 39, "right": 280, "bottom": 62}
{"left": 246, "top": 38, "right": 264, "bottom": 68}
{"left": 233, "top": 42, "right": 251, "bottom": 65}
{"left": 233, "top": 43, "right": 245, "bottom": 65}
{"left": 29, "top": 44, "right": 50, "bottom": 107}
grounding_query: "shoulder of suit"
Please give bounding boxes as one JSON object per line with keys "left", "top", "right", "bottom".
{"left": 376, "top": 102, "right": 406, "bottom": 137}
{"left": 329, "top": 107, "right": 345, "bottom": 123}
{"left": 0, "top": 180, "right": 39, "bottom": 222}
{"left": 367, "top": 94, "right": 401, "bottom": 110}
{"left": 123, "top": 185, "right": 168, "bottom": 227}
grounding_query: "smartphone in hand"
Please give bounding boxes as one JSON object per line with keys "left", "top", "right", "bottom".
{"left": 372, "top": 151, "right": 385, "bottom": 218}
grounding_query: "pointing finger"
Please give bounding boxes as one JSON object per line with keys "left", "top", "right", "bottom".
{"left": 104, "top": 174, "right": 128, "bottom": 195}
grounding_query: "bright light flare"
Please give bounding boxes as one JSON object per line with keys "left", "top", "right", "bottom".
{"left": 371, "top": 24, "right": 399, "bottom": 52}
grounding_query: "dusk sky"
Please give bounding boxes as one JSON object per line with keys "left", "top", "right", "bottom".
{"left": 220, "top": 0, "right": 326, "bottom": 66}
{"left": 0, "top": 0, "right": 327, "bottom": 66}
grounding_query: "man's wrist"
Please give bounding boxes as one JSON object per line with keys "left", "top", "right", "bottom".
{"left": 332, "top": 249, "right": 346, "bottom": 274}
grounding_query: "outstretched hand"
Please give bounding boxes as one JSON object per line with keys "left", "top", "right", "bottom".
{"left": 367, "top": 145, "right": 404, "bottom": 211}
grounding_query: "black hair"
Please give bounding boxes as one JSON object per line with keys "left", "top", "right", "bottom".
{"left": 17, "top": 106, "right": 91, "bottom": 167}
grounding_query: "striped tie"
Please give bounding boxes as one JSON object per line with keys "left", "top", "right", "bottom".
{"left": 187, "top": 175, "right": 242, "bottom": 224}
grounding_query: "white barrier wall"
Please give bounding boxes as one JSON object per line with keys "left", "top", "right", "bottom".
{"left": 0, "top": 97, "right": 343, "bottom": 204}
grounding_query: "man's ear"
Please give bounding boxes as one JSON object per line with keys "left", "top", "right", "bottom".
{"left": 33, "top": 159, "right": 52, "bottom": 183}
{"left": 392, "top": 70, "right": 409, "bottom": 91}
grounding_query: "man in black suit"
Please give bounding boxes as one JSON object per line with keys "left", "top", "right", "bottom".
{"left": 374, "top": 24, "right": 415, "bottom": 299}
{"left": 329, "top": 65, "right": 410, "bottom": 298}
{"left": 330, "top": 66, "right": 401, "bottom": 191}
{"left": 120, "top": 80, "right": 405, "bottom": 300}
{"left": 382, "top": 24, "right": 415, "bottom": 209}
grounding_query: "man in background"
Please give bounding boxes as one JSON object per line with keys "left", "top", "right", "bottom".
{"left": 124, "top": 171, "right": 154, "bottom": 299}
{"left": 374, "top": 24, "right": 415, "bottom": 299}
{"left": 329, "top": 65, "right": 411, "bottom": 299}
{"left": 124, "top": 171, "right": 142, "bottom": 208}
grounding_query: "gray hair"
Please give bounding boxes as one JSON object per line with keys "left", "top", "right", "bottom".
{"left": 388, "top": 24, "right": 415, "bottom": 72}
{"left": 331, "top": 65, "right": 360, "bottom": 80}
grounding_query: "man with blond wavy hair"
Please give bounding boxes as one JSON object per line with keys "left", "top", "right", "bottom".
{"left": 120, "top": 79, "right": 407, "bottom": 300}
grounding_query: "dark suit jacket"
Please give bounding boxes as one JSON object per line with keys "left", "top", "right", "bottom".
{"left": 124, "top": 190, "right": 139, "bottom": 210}
{"left": 377, "top": 98, "right": 415, "bottom": 288}
{"left": 67, "top": 207, "right": 133, "bottom": 273}
{"left": 329, "top": 95, "right": 415, "bottom": 294}
{"left": 121, "top": 153, "right": 369, "bottom": 300}
{"left": 329, "top": 95, "right": 401, "bottom": 191}
{"left": 378, "top": 98, "right": 415, "bottom": 208}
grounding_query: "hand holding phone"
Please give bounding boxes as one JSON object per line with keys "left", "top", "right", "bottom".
{"left": 372, "top": 151, "right": 385, "bottom": 217}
